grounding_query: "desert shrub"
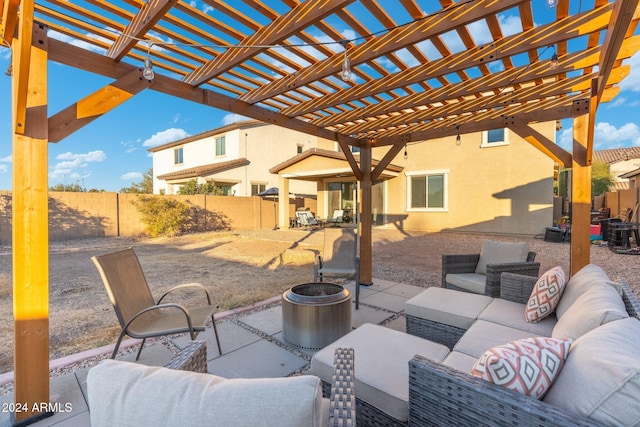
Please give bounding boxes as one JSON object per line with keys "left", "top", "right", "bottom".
{"left": 133, "top": 195, "right": 190, "bottom": 237}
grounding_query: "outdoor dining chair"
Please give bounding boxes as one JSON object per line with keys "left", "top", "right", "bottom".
{"left": 314, "top": 227, "right": 361, "bottom": 308}
{"left": 92, "top": 247, "right": 222, "bottom": 360}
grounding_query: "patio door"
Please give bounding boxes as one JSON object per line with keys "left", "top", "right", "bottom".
{"left": 327, "top": 181, "right": 384, "bottom": 224}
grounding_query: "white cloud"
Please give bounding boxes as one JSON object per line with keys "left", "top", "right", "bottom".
{"left": 173, "top": 114, "right": 181, "bottom": 123}
{"left": 0, "top": 155, "right": 11, "bottom": 163}
{"left": 558, "top": 122, "right": 640, "bottom": 150}
{"left": 0, "top": 165, "right": 7, "bottom": 173}
{"left": 121, "top": 172, "right": 143, "bottom": 181}
{"left": 221, "top": 113, "right": 250, "bottom": 125}
{"left": 620, "top": 52, "right": 640, "bottom": 92}
{"left": 48, "top": 30, "right": 107, "bottom": 54}
{"left": 49, "top": 150, "right": 107, "bottom": 179}
{"left": 142, "top": 128, "right": 190, "bottom": 147}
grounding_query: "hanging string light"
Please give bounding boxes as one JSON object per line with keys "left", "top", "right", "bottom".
{"left": 455, "top": 126, "right": 461, "bottom": 146}
{"left": 550, "top": 46, "right": 559, "bottom": 69}
{"left": 142, "top": 41, "right": 155, "bottom": 81}
{"left": 404, "top": 143, "right": 408, "bottom": 159}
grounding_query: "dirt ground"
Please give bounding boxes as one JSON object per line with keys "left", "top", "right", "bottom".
{"left": 1, "top": 228, "right": 639, "bottom": 375}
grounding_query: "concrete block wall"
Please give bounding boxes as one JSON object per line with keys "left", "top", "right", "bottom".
{"left": 0, "top": 191, "right": 314, "bottom": 244}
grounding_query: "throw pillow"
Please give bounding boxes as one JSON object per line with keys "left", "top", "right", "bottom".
{"left": 525, "top": 266, "right": 566, "bottom": 323}
{"left": 471, "top": 337, "right": 572, "bottom": 399}
{"left": 475, "top": 240, "right": 530, "bottom": 275}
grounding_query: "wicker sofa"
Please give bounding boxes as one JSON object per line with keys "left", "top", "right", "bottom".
{"left": 88, "top": 342, "right": 355, "bottom": 427}
{"left": 312, "top": 264, "right": 640, "bottom": 426}
{"left": 405, "top": 264, "right": 640, "bottom": 426}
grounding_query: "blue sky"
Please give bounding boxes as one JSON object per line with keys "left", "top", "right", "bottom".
{"left": 1, "top": 2, "right": 640, "bottom": 192}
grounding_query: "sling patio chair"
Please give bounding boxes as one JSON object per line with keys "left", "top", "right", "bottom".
{"left": 314, "top": 227, "right": 361, "bottom": 308}
{"left": 92, "top": 247, "right": 222, "bottom": 360}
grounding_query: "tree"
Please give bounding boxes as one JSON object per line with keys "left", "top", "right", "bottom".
{"left": 49, "top": 182, "right": 86, "bottom": 192}
{"left": 120, "top": 168, "right": 153, "bottom": 194}
{"left": 591, "top": 160, "right": 614, "bottom": 196}
{"left": 133, "top": 195, "right": 190, "bottom": 237}
{"left": 177, "top": 179, "right": 225, "bottom": 195}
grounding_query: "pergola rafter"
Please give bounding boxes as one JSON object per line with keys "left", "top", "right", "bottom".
{"left": 3, "top": 0, "right": 640, "bottom": 423}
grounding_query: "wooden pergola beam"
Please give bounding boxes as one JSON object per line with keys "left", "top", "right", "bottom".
{"left": 48, "top": 69, "right": 153, "bottom": 142}
{"left": 47, "top": 37, "right": 361, "bottom": 147}
{"left": 507, "top": 120, "right": 573, "bottom": 168}
{"left": 184, "top": 0, "right": 354, "bottom": 86}
{"left": 1, "top": 0, "right": 19, "bottom": 43}
{"left": 107, "top": 0, "right": 178, "bottom": 61}
{"left": 12, "top": 20, "right": 51, "bottom": 424}
{"left": 241, "top": 0, "right": 525, "bottom": 104}
{"left": 278, "top": 4, "right": 614, "bottom": 118}
{"left": 13, "top": 0, "right": 35, "bottom": 135}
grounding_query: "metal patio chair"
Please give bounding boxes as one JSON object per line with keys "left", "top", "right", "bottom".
{"left": 92, "top": 247, "right": 222, "bottom": 360}
{"left": 314, "top": 227, "right": 361, "bottom": 308}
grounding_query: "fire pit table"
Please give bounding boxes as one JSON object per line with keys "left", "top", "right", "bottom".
{"left": 281, "top": 283, "right": 352, "bottom": 350}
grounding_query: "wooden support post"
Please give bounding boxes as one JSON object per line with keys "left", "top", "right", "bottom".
{"left": 570, "top": 98, "right": 593, "bottom": 275}
{"left": 11, "top": 22, "right": 51, "bottom": 424}
{"left": 277, "top": 175, "right": 290, "bottom": 230}
{"left": 359, "top": 144, "right": 373, "bottom": 285}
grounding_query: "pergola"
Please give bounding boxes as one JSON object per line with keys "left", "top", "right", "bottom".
{"left": 2, "top": 0, "right": 640, "bottom": 423}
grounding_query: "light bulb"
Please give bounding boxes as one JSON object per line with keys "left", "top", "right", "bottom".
{"left": 404, "top": 145, "right": 408, "bottom": 159}
{"left": 455, "top": 133, "right": 461, "bottom": 146}
{"left": 341, "top": 56, "right": 351, "bottom": 82}
{"left": 143, "top": 58, "right": 154, "bottom": 80}
{"left": 550, "top": 53, "right": 559, "bottom": 70}
{"left": 547, "top": 0, "right": 558, "bottom": 8}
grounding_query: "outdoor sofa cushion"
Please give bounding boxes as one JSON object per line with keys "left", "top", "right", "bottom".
{"left": 310, "top": 323, "right": 449, "bottom": 423}
{"left": 544, "top": 317, "right": 640, "bottom": 426}
{"left": 444, "top": 272, "right": 487, "bottom": 295}
{"left": 552, "top": 280, "right": 628, "bottom": 340}
{"left": 555, "top": 264, "right": 614, "bottom": 318}
{"left": 405, "top": 287, "right": 493, "bottom": 330}
{"left": 453, "top": 320, "right": 539, "bottom": 359}
{"left": 88, "top": 359, "right": 326, "bottom": 427}
{"left": 475, "top": 240, "right": 530, "bottom": 274}
{"left": 478, "top": 298, "right": 556, "bottom": 336}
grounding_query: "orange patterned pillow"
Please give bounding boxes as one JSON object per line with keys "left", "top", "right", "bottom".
{"left": 471, "top": 337, "right": 572, "bottom": 399}
{"left": 526, "top": 266, "right": 566, "bottom": 323}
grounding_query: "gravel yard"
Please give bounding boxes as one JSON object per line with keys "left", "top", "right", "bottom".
{"left": 0, "top": 228, "right": 638, "bottom": 375}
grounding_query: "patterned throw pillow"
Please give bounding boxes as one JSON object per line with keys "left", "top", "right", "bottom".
{"left": 525, "top": 266, "right": 566, "bottom": 323}
{"left": 471, "top": 337, "right": 572, "bottom": 399}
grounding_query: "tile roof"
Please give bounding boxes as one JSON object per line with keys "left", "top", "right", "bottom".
{"left": 593, "top": 147, "right": 640, "bottom": 164}
{"left": 157, "top": 158, "right": 249, "bottom": 181}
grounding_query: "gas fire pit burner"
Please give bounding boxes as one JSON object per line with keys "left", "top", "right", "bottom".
{"left": 282, "top": 283, "right": 352, "bottom": 350}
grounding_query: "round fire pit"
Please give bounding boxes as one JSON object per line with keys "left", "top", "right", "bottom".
{"left": 282, "top": 283, "right": 352, "bottom": 350}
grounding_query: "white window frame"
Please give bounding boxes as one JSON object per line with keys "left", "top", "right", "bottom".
{"left": 481, "top": 128, "right": 509, "bottom": 148}
{"left": 405, "top": 169, "right": 449, "bottom": 212}
{"left": 215, "top": 136, "right": 226, "bottom": 157}
{"left": 174, "top": 147, "right": 184, "bottom": 165}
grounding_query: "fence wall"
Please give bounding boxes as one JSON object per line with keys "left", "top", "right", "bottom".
{"left": 0, "top": 191, "right": 316, "bottom": 243}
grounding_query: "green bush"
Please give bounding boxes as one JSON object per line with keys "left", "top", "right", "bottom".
{"left": 133, "top": 195, "right": 190, "bottom": 237}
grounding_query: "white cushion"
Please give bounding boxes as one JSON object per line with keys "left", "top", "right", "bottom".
{"left": 310, "top": 323, "right": 449, "bottom": 422}
{"left": 552, "top": 282, "right": 628, "bottom": 340}
{"left": 479, "top": 298, "right": 556, "bottom": 336}
{"left": 405, "top": 287, "right": 493, "bottom": 330}
{"left": 453, "top": 320, "right": 538, "bottom": 359}
{"left": 555, "top": 264, "right": 612, "bottom": 319}
{"left": 441, "top": 351, "right": 478, "bottom": 373}
{"left": 544, "top": 317, "right": 640, "bottom": 426}
{"left": 475, "top": 240, "right": 529, "bottom": 275}
{"left": 88, "top": 359, "right": 325, "bottom": 427}
{"left": 445, "top": 273, "right": 487, "bottom": 295}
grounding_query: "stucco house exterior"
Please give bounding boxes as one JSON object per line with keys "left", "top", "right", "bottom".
{"left": 271, "top": 122, "right": 557, "bottom": 236}
{"left": 593, "top": 147, "right": 640, "bottom": 191}
{"left": 149, "top": 121, "right": 333, "bottom": 196}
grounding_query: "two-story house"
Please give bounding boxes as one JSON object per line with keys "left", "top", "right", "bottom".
{"left": 149, "top": 121, "right": 331, "bottom": 196}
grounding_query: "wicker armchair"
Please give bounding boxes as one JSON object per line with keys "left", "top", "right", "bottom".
{"left": 441, "top": 251, "right": 539, "bottom": 297}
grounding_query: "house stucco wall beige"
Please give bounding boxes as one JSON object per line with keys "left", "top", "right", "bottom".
{"left": 377, "top": 123, "right": 555, "bottom": 235}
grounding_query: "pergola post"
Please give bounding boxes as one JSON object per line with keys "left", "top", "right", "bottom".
{"left": 11, "top": 21, "right": 52, "bottom": 424}
{"left": 277, "top": 175, "right": 290, "bottom": 229}
{"left": 570, "top": 98, "right": 593, "bottom": 275}
{"left": 358, "top": 144, "right": 373, "bottom": 285}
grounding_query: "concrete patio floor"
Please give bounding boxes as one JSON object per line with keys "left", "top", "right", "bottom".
{"left": 0, "top": 278, "right": 422, "bottom": 427}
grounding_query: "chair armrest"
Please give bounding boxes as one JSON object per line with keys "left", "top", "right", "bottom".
{"left": 164, "top": 340, "right": 208, "bottom": 373}
{"left": 441, "top": 254, "right": 481, "bottom": 287}
{"left": 500, "top": 272, "right": 538, "bottom": 304}
{"left": 124, "top": 302, "right": 194, "bottom": 335}
{"left": 157, "top": 283, "right": 214, "bottom": 306}
{"left": 408, "top": 355, "right": 600, "bottom": 427}
{"left": 314, "top": 254, "right": 323, "bottom": 281}
{"left": 484, "top": 262, "right": 540, "bottom": 297}
{"left": 329, "top": 347, "right": 355, "bottom": 427}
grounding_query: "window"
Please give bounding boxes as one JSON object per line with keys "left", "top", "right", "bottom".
{"left": 174, "top": 147, "right": 183, "bottom": 165}
{"left": 215, "top": 136, "right": 226, "bottom": 156}
{"left": 406, "top": 170, "right": 448, "bottom": 211}
{"left": 251, "top": 183, "right": 266, "bottom": 196}
{"left": 481, "top": 128, "right": 509, "bottom": 147}
{"left": 297, "top": 144, "right": 303, "bottom": 154}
